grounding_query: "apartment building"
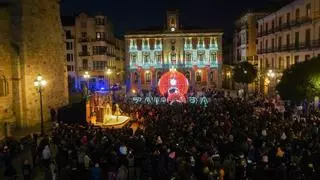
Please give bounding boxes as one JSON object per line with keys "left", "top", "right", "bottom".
{"left": 62, "top": 13, "right": 125, "bottom": 91}
{"left": 257, "top": 0, "right": 320, "bottom": 94}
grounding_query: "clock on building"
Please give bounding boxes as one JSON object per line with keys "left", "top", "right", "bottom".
{"left": 170, "top": 27, "right": 176, "bottom": 32}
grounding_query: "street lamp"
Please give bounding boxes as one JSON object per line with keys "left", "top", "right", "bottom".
{"left": 266, "top": 69, "right": 275, "bottom": 95}
{"left": 83, "top": 71, "right": 90, "bottom": 95}
{"left": 34, "top": 74, "right": 47, "bottom": 136}
{"left": 106, "top": 68, "right": 112, "bottom": 90}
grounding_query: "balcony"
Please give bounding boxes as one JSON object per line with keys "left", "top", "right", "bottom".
{"left": 79, "top": 38, "right": 89, "bottom": 43}
{"left": 79, "top": 52, "right": 90, "bottom": 56}
{"left": 281, "top": 23, "right": 290, "bottom": 30}
{"left": 257, "top": 49, "right": 266, "bottom": 54}
{"left": 95, "top": 38, "right": 105, "bottom": 41}
{"left": 312, "top": 39, "right": 320, "bottom": 49}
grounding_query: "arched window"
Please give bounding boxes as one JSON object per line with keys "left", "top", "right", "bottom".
{"left": 210, "top": 71, "right": 214, "bottom": 82}
{"left": 145, "top": 72, "right": 151, "bottom": 84}
{"left": 0, "top": 75, "right": 8, "bottom": 97}
{"left": 196, "top": 71, "right": 202, "bottom": 82}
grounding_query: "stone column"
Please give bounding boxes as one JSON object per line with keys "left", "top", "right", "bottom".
{"left": 207, "top": 69, "right": 211, "bottom": 89}
{"left": 138, "top": 71, "right": 142, "bottom": 92}
{"left": 152, "top": 71, "right": 156, "bottom": 90}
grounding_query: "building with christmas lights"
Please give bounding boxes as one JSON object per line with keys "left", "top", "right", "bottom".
{"left": 125, "top": 10, "right": 223, "bottom": 92}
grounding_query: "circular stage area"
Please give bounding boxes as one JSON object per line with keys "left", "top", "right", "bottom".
{"left": 94, "top": 115, "right": 130, "bottom": 128}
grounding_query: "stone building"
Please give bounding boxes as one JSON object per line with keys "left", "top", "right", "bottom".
{"left": 125, "top": 10, "right": 223, "bottom": 92}
{"left": 257, "top": 0, "right": 320, "bottom": 94}
{"left": 62, "top": 13, "right": 125, "bottom": 92}
{"left": 0, "top": 0, "right": 69, "bottom": 139}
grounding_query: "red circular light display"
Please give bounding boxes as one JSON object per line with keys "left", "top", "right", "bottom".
{"left": 158, "top": 69, "right": 189, "bottom": 102}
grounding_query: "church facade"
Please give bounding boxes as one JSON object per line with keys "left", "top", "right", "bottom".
{"left": 125, "top": 10, "right": 223, "bottom": 92}
{"left": 0, "top": 0, "right": 69, "bottom": 139}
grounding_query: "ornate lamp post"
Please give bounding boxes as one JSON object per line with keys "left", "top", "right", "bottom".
{"left": 106, "top": 68, "right": 112, "bottom": 90}
{"left": 34, "top": 74, "right": 47, "bottom": 136}
{"left": 83, "top": 71, "right": 90, "bottom": 96}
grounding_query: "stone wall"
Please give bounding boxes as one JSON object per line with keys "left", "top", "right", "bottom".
{"left": 0, "top": 0, "right": 69, "bottom": 139}
{"left": 0, "top": 5, "right": 15, "bottom": 139}
{"left": 19, "top": 0, "right": 69, "bottom": 127}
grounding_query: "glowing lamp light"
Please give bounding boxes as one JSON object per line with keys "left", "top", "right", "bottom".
{"left": 40, "top": 80, "right": 47, "bottom": 86}
{"left": 106, "top": 69, "right": 112, "bottom": 75}
{"left": 170, "top": 78, "right": 177, "bottom": 86}
{"left": 36, "top": 75, "right": 43, "bottom": 81}
{"left": 34, "top": 81, "right": 39, "bottom": 87}
{"left": 83, "top": 71, "right": 90, "bottom": 79}
{"left": 132, "top": 89, "right": 136, "bottom": 94}
{"left": 34, "top": 75, "right": 47, "bottom": 88}
{"left": 146, "top": 70, "right": 150, "bottom": 74}
{"left": 197, "top": 69, "right": 202, "bottom": 73}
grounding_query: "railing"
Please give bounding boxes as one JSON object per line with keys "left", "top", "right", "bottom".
{"left": 79, "top": 38, "right": 89, "bottom": 42}
{"left": 312, "top": 39, "right": 320, "bottom": 48}
{"left": 95, "top": 38, "right": 105, "bottom": 41}
{"left": 129, "top": 60, "right": 219, "bottom": 69}
{"left": 79, "top": 52, "right": 90, "bottom": 56}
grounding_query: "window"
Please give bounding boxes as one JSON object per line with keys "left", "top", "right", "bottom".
{"left": 96, "top": 32, "right": 105, "bottom": 40}
{"left": 260, "top": 25, "right": 263, "bottom": 33}
{"left": 266, "top": 58, "right": 269, "bottom": 68}
{"left": 286, "top": 34, "right": 290, "bottom": 46}
{"left": 196, "top": 72, "right": 201, "bottom": 82}
{"left": 278, "top": 57, "right": 283, "bottom": 70}
{"left": 294, "top": 56, "right": 299, "bottom": 64}
{"left": 295, "top": 32, "right": 300, "bottom": 48}
{"left": 265, "top": 23, "right": 268, "bottom": 32}
{"left": 209, "top": 72, "right": 214, "bottom": 82}
{"left": 95, "top": 17, "right": 105, "bottom": 25}
{"left": 210, "top": 52, "right": 216, "bottom": 61}
{"left": 156, "top": 53, "right": 161, "bottom": 63}
{"left": 271, "top": 58, "right": 275, "bottom": 68}
{"left": 278, "top": 17, "right": 282, "bottom": 26}
{"left": 0, "top": 75, "right": 8, "bottom": 97}
{"left": 272, "top": 38, "right": 275, "bottom": 50}
{"left": 66, "top": 42, "right": 73, "bottom": 50}
{"left": 286, "top": 56, "right": 290, "bottom": 68}
{"left": 278, "top": 36, "right": 282, "bottom": 49}
{"left": 145, "top": 72, "right": 151, "bottom": 84}
{"left": 92, "top": 46, "right": 107, "bottom": 55}
{"left": 81, "top": 32, "right": 87, "bottom": 38}
{"left": 65, "top": 30, "right": 72, "bottom": 39}
{"left": 82, "top": 59, "right": 88, "bottom": 70}
{"left": 306, "top": 4, "right": 311, "bottom": 18}
{"left": 305, "top": 55, "right": 310, "bottom": 61}
{"left": 295, "top": 9, "right": 300, "bottom": 21}
{"left": 81, "top": 21, "right": 86, "bottom": 28}
{"left": 272, "top": 20, "right": 275, "bottom": 30}
{"left": 198, "top": 52, "right": 204, "bottom": 62}
{"left": 131, "top": 54, "right": 137, "bottom": 64}
{"left": 265, "top": 39, "right": 268, "bottom": 49}
{"left": 286, "top": 13, "right": 290, "bottom": 24}
{"left": 93, "top": 61, "right": 106, "bottom": 70}
{"left": 260, "top": 41, "right": 263, "bottom": 50}
{"left": 306, "top": 29, "right": 311, "bottom": 47}
{"left": 67, "top": 65, "right": 74, "bottom": 71}
{"left": 82, "top": 45, "right": 88, "bottom": 52}
{"left": 143, "top": 53, "right": 149, "bottom": 64}
{"left": 67, "top": 53, "right": 73, "bottom": 62}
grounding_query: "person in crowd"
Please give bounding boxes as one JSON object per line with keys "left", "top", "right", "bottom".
{"left": 49, "top": 90, "right": 320, "bottom": 180}
{"left": 21, "top": 160, "right": 32, "bottom": 180}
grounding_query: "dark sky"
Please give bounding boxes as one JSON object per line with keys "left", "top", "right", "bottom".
{"left": 60, "top": 0, "right": 288, "bottom": 38}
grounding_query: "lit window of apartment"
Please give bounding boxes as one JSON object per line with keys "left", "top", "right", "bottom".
{"left": 278, "top": 57, "right": 283, "bottom": 70}
{"left": 210, "top": 52, "right": 216, "bottom": 61}
{"left": 66, "top": 42, "right": 73, "bottom": 50}
{"left": 67, "top": 53, "right": 73, "bottom": 62}
{"left": 196, "top": 72, "right": 202, "bottom": 82}
{"left": 156, "top": 53, "right": 162, "bottom": 63}
{"left": 145, "top": 72, "right": 151, "bottom": 84}
{"left": 286, "top": 56, "right": 290, "bottom": 68}
{"left": 96, "top": 32, "right": 105, "bottom": 40}
{"left": 306, "top": 4, "right": 311, "bottom": 18}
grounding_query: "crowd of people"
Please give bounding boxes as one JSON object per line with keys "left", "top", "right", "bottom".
{"left": 1, "top": 91, "right": 320, "bottom": 180}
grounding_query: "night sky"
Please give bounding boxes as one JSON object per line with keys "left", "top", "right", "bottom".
{"left": 61, "top": 0, "right": 288, "bottom": 38}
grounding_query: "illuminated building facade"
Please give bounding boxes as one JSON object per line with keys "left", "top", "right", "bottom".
{"left": 257, "top": 0, "right": 320, "bottom": 94}
{"left": 125, "top": 10, "right": 223, "bottom": 92}
{"left": 62, "top": 13, "right": 125, "bottom": 91}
